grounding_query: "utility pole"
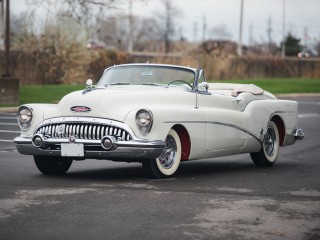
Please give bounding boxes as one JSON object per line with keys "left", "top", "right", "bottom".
{"left": 267, "top": 15, "right": 272, "bottom": 53}
{"left": 281, "top": 0, "right": 286, "bottom": 58}
{"left": 1, "top": 0, "right": 4, "bottom": 28}
{"left": 304, "top": 27, "right": 308, "bottom": 47}
{"left": 249, "top": 23, "right": 253, "bottom": 47}
{"left": 0, "top": 0, "right": 4, "bottom": 50}
{"left": 202, "top": 15, "right": 206, "bottom": 42}
{"left": 2, "top": 0, "right": 10, "bottom": 77}
{"left": 128, "top": 0, "right": 133, "bottom": 53}
{"left": 238, "top": 0, "right": 244, "bottom": 56}
{"left": 193, "top": 21, "right": 198, "bottom": 43}
{"left": 0, "top": 0, "right": 19, "bottom": 105}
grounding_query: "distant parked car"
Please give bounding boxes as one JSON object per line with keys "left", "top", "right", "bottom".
{"left": 14, "top": 63, "right": 304, "bottom": 178}
{"left": 86, "top": 40, "right": 105, "bottom": 49}
{"left": 298, "top": 48, "right": 319, "bottom": 58}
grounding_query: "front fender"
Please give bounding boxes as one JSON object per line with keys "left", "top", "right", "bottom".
{"left": 18, "top": 104, "right": 57, "bottom": 136}
{"left": 124, "top": 107, "right": 208, "bottom": 160}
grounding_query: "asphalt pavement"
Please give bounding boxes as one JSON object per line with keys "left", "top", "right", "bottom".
{"left": 0, "top": 96, "right": 319, "bottom": 240}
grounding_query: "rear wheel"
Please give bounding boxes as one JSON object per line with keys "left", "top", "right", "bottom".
{"left": 250, "top": 121, "right": 280, "bottom": 166}
{"left": 142, "top": 129, "right": 181, "bottom": 178}
{"left": 34, "top": 156, "right": 73, "bottom": 174}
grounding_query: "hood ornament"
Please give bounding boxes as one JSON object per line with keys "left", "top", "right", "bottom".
{"left": 70, "top": 106, "right": 91, "bottom": 113}
{"left": 83, "top": 79, "right": 94, "bottom": 94}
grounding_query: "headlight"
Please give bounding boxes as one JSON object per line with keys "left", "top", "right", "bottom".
{"left": 136, "top": 109, "right": 153, "bottom": 135}
{"left": 17, "top": 106, "right": 33, "bottom": 130}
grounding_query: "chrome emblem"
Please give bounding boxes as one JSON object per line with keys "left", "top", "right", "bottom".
{"left": 70, "top": 106, "right": 91, "bottom": 113}
{"left": 69, "top": 135, "right": 76, "bottom": 143}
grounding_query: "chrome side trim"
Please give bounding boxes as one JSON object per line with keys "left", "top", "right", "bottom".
{"left": 164, "top": 120, "right": 263, "bottom": 145}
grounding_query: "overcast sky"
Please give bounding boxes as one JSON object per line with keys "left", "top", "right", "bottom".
{"left": 12, "top": 0, "right": 320, "bottom": 46}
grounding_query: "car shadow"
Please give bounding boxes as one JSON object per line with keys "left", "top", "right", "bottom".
{"left": 37, "top": 158, "right": 299, "bottom": 182}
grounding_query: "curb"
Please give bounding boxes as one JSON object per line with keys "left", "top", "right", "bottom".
{"left": 276, "top": 93, "right": 320, "bottom": 98}
{"left": 0, "top": 107, "right": 18, "bottom": 113}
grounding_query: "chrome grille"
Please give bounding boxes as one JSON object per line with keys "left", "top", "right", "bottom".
{"left": 36, "top": 122, "right": 132, "bottom": 141}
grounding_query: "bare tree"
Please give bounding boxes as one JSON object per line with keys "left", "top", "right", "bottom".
{"left": 97, "top": 14, "right": 161, "bottom": 52}
{"left": 26, "top": 0, "right": 118, "bottom": 20}
{"left": 209, "top": 24, "right": 232, "bottom": 41}
{"left": 98, "top": 15, "right": 128, "bottom": 51}
{"left": 156, "top": 0, "right": 182, "bottom": 53}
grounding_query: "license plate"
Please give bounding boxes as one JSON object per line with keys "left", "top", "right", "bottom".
{"left": 61, "top": 143, "right": 84, "bottom": 157}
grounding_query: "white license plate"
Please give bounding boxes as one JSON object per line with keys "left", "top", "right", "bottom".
{"left": 61, "top": 143, "right": 84, "bottom": 157}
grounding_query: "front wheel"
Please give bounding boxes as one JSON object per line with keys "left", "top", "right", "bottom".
{"left": 250, "top": 121, "right": 280, "bottom": 166}
{"left": 142, "top": 129, "right": 181, "bottom": 178}
{"left": 34, "top": 156, "right": 73, "bottom": 174}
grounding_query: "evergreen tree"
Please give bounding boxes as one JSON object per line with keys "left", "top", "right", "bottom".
{"left": 281, "top": 33, "right": 302, "bottom": 56}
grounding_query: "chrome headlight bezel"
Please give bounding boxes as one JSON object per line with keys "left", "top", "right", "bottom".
{"left": 136, "top": 109, "right": 153, "bottom": 135}
{"left": 17, "top": 106, "right": 33, "bottom": 131}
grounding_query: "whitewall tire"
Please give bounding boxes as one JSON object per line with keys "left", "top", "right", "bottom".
{"left": 143, "top": 129, "right": 182, "bottom": 178}
{"left": 250, "top": 121, "right": 280, "bottom": 166}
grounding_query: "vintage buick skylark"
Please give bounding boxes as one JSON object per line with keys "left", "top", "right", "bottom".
{"left": 14, "top": 63, "right": 304, "bottom": 178}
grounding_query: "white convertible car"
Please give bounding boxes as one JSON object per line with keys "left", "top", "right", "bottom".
{"left": 14, "top": 63, "right": 304, "bottom": 178}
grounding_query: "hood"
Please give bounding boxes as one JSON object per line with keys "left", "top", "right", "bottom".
{"left": 43, "top": 86, "right": 195, "bottom": 122}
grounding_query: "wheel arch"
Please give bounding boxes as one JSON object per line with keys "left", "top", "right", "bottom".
{"left": 172, "top": 124, "right": 191, "bottom": 161}
{"left": 271, "top": 115, "right": 285, "bottom": 146}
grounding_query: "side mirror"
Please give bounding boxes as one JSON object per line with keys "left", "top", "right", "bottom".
{"left": 197, "top": 82, "right": 209, "bottom": 92}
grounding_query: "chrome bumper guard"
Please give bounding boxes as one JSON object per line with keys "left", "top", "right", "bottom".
{"left": 293, "top": 128, "right": 304, "bottom": 140}
{"left": 14, "top": 136, "right": 165, "bottom": 161}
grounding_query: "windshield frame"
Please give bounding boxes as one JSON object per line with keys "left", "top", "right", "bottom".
{"left": 96, "top": 64, "right": 198, "bottom": 91}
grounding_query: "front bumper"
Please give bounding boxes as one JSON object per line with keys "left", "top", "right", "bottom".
{"left": 14, "top": 136, "right": 165, "bottom": 161}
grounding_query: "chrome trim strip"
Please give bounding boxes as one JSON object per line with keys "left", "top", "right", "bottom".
{"left": 15, "top": 136, "right": 166, "bottom": 148}
{"left": 164, "top": 120, "right": 262, "bottom": 145}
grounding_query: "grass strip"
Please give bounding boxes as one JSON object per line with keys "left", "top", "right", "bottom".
{"left": 210, "top": 78, "right": 320, "bottom": 94}
{"left": 1, "top": 78, "right": 319, "bottom": 107}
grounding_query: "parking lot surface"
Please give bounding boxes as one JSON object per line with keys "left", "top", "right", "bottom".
{"left": 0, "top": 97, "right": 319, "bottom": 240}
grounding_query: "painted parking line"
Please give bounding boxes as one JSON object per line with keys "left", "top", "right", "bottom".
{"left": 0, "top": 117, "right": 17, "bottom": 120}
{"left": 0, "top": 122, "right": 18, "bottom": 126}
{"left": 0, "top": 139, "right": 14, "bottom": 143}
{"left": 298, "top": 113, "right": 320, "bottom": 118}
{"left": 0, "top": 130, "right": 20, "bottom": 133}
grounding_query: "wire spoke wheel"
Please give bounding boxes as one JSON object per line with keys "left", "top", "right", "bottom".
{"left": 263, "top": 127, "right": 277, "bottom": 157}
{"left": 250, "top": 121, "right": 280, "bottom": 166}
{"left": 158, "top": 135, "right": 177, "bottom": 169}
{"left": 142, "top": 129, "right": 181, "bottom": 178}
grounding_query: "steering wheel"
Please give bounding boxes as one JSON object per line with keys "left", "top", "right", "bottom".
{"left": 167, "top": 80, "right": 193, "bottom": 89}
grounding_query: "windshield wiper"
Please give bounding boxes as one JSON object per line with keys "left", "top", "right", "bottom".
{"left": 142, "top": 82, "right": 166, "bottom": 87}
{"left": 105, "top": 82, "right": 130, "bottom": 86}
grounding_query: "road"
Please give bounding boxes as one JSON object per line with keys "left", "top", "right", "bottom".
{"left": 0, "top": 96, "right": 319, "bottom": 240}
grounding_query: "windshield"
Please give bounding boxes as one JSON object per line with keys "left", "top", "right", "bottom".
{"left": 96, "top": 65, "right": 196, "bottom": 89}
